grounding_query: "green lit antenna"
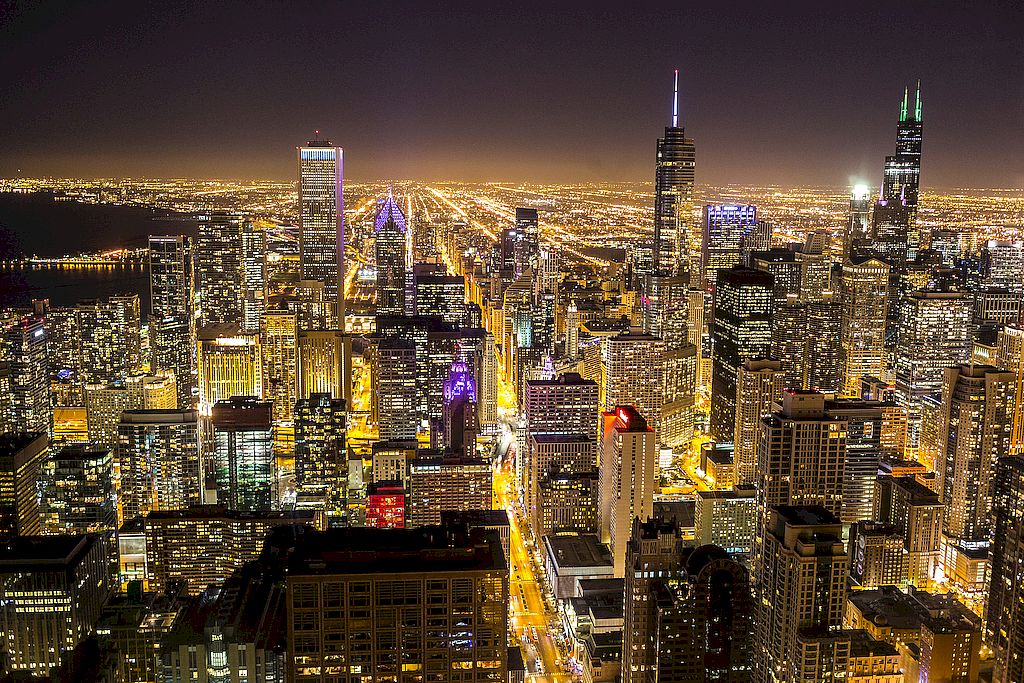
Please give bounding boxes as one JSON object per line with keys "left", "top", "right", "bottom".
{"left": 900, "top": 87, "right": 908, "bottom": 122}
{"left": 914, "top": 80, "right": 922, "bottom": 121}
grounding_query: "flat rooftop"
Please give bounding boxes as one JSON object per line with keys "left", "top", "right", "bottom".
{"left": 544, "top": 534, "right": 612, "bottom": 570}
{"left": 0, "top": 534, "right": 97, "bottom": 570}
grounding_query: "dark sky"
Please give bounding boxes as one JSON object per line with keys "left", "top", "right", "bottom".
{"left": 1, "top": 1, "right": 1022, "bottom": 187}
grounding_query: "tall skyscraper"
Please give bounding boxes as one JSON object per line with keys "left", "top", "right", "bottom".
{"left": 986, "top": 456, "right": 1024, "bottom": 683}
{"left": 441, "top": 358, "right": 479, "bottom": 455}
{"left": 375, "top": 191, "right": 408, "bottom": 316}
{"left": 262, "top": 309, "right": 299, "bottom": 425}
{"left": 601, "top": 329, "right": 665, "bottom": 438}
{"left": 734, "top": 358, "right": 784, "bottom": 485}
{"left": 406, "top": 455, "right": 492, "bottom": 527}
{"left": 846, "top": 184, "right": 872, "bottom": 256}
{"left": 0, "top": 433, "right": 47, "bottom": 539}
{"left": 3, "top": 317, "right": 50, "bottom": 436}
{"left": 515, "top": 207, "right": 540, "bottom": 276}
{"left": 297, "top": 139, "right": 344, "bottom": 322}
{"left": 196, "top": 326, "right": 262, "bottom": 411}
{"left": 701, "top": 204, "right": 757, "bottom": 289}
{"left": 195, "top": 212, "right": 245, "bottom": 327}
{"left": 42, "top": 445, "right": 116, "bottom": 535}
{"left": 598, "top": 406, "right": 657, "bottom": 577}
{"left": 880, "top": 84, "right": 923, "bottom": 219}
{"left": 803, "top": 294, "right": 843, "bottom": 392}
{"left": 936, "top": 364, "right": 1015, "bottom": 543}
{"left": 240, "top": 220, "right": 266, "bottom": 333}
{"left": 150, "top": 314, "right": 194, "bottom": 408}
{"left": 653, "top": 69, "right": 696, "bottom": 278}
{"left": 371, "top": 338, "right": 419, "bottom": 441}
{"left": 754, "top": 506, "right": 848, "bottom": 683}
{"left": 117, "top": 409, "right": 201, "bottom": 521}
{"left": 293, "top": 393, "right": 346, "bottom": 506}
{"left": 995, "top": 324, "right": 1024, "bottom": 454}
{"left": 78, "top": 295, "right": 142, "bottom": 385}
{"left": 148, "top": 235, "right": 191, "bottom": 318}
{"left": 211, "top": 397, "right": 276, "bottom": 512}
{"left": 647, "top": 274, "right": 698, "bottom": 448}
{"left": 840, "top": 259, "right": 890, "bottom": 394}
{"left": 710, "top": 266, "right": 774, "bottom": 441}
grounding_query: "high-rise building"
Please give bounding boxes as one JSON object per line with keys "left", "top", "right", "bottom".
{"left": 653, "top": 69, "right": 696, "bottom": 278}
{"left": 601, "top": 329, "right": 665, "bottom": 438}
{"left": 0, "top": 535, "right": 111, "bottom": 675}
{"left": 413, "top": 262, "right": 466, "bottom": 322}
{"left": 647, "top": 273, "right": 698, "bottom": 448}
{"left": 873, "top": 475, "right": 944, "bottom": 588}
{"left": 42, "top": 445, "right": 116, "bottom": 535}
{"left": 43, "top": 306, "right": 83, "bottom": 406}
{"left": 196, "top": 326, "right": 262, "bottom": 410}
{"left": 148, "top": 235, "right": 191, "bottom": 318}
{"left": 537, "top": 470, "right": 600, "bottom": 537}
{"left": 846, "top": 184, "right": 873, "bottom": 256}
{"left": 770, "top": 295, "right": 806, "bottom": 389}
{"left": 371, "top": 440, "right": 417, "bottom": 487}
{"left": 755, "top": 506, "right": 847, "bottom": 683}
{"left": 117, "top": 410, "right": 201, "bottom": 521}
{"left": 283, "top": 524, "right": 508, "bottom": 682}
{"left": 195, "top": 212, "right": 245, "bottom": 327}
{"left": 936, "top": 364, "right": 1015, "bottom": 543}
{"left": 150, "top": 314, "right": 194, "bottom": 408}
{"left": 0, "top": 432, "right": 47, "bottom": 539}
{"left": 78, "top": 295, "right": 142, "bottom": 385}
{"left": 298, "top": 140, "right": 344, "bottom": 319}
{"left": 364, "top": 482, "right": 406, "bottom": 529}
{"left": 803, "top": 294, "right": 843, "bottom": 392}
{"left": 371, "top": 338, "right": 419, "bottom": 441}
{"left": 825, "top": 398, "right": 887, "bottom": 523}
{"left": 240, "top": 220, "right": 266, "bottom": 333}
{"left": 734, "top": 358, "right": 784, "bottom": 485}
{"left": 515, "top": 207, "right": 540, "bottom": 277}
{"left": 710, "top": 266, "right": 774, "bottom": 441}
{"left": 144, "top": 505, "right": 314, "bottom": 595}
{"left": 598, "top": 406, "right": 657, "bottom": 577}
{"left": 375, "top": 191, "right": 408, "bottom": 316}
{"left": 871, "top": 84, "right": 923, "bottom": 265}
{"left": 84, "top": 373, "right": 177, "bottom": 448}
{"left": 262, "top": 309, "right": 299, "bottom": 425}
{"left": 211, "top": 397, "right": 276, "bottom": 512}
{"left": 442, "top": 358, "right": 479, "bottom": 455}
{"left": 840, "top": 259, "right": 890, "bottom": 394}
{"left": 987, "top": 456, "right": 1024, "bottom": 683}
{"left": 407, "top": 455, "right": 492, "bottom": 527}
{"left": 695, "top": 487, "right": 756, "bottom": 555}
{"left": 984, "top": 239, "right": 1024, "bottom": 293}
{"left": 293, "top": 393, "right": 346, "bottom": 515}
{"left": 297, "top": 329, "right": 351, "bottom": 403}
{"left": 3, "top": 317, "right": 50, "bottom": 436}
{"left": 622, "top": 517, "right": 753, "bottom": 683}
{"left": 701, "top": 204, "right": 757, "bottom": 289}
{"left": 995, "top": 324, "right": 1024, "bottom": 454}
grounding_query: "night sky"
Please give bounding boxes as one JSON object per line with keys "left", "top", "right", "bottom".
{"left": 1, "top": 1, "right": 1022, "bottom": 187}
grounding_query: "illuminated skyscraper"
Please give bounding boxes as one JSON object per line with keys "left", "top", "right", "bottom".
{"left": 986, "top": 456, "right": 1024, "bottom": 683}
{"left": 701, "top": 204, "right": 757, "bottom": 289}
{"left": 515, "top": 207, "right": 540, "bottom": 276}
{"left": 42, "top": 446, "right": 116, "bottom": 536}
{"left": 846, "top": 184, "right": 872, "bottom": 256}
{"left": 297, "top": 330, "right": 350, "bottom": 403}
{"left": 734, "top": 358, "right": 784, "bottom": 485}
{"left": 983, "top": 239, "right": 1024, "bottom": 294}
{"left": 293, "top": 393, "right": 346, "bottom": 506}
{"left": 375, "top": 191, "right": 407, "bottom": 316}
{"left": 262, "top": 310, "right": 298, "bottom": 425}
{"left": 936, "top": 364, "right": 1015, "bottom": 543}
{"left": 148, "top": 235, "right": 191, "bottom": 318}
{"left": 78, "top": 295, "right": 142, "bottom": 385}
{"left": 371, "top": 338, "right": 418, "bottom": 441}
{"left": 995, "top": 324, "right": 1024, "bottom": 454}
{"left": 803, "top": 294, "right": 843, "bottom": 392}
{"left": 150, "top": 314, "right": 194, "bottom": 408}
{"left": 839, "top": 259, "right": 889, "bottom": 394}
{"left": 195, "top": 212, "right": 245, "bottom": 327}
{"left": 196, "top": 326, "right": 262, "bottom": 411}
{"left": 117, "top": 409, "right": 201, "bottom": 521}
{"left": 413, "top": 262, "right": 466, "bottom": 322}
{"left": 297, "top": 140, "right": 344, "bottom": 321}
{"left": 211, "top": 397, "right": 276, "bottom": 512}
{"left": 709, "top": 266, "right": 774, "bottom": 442}
{"left": 84, "top": 373, "right": 177, "bottom": 448}
{"left": 646, "top": 274, "right": 698, "bottom": 448}
{"left": 43, "top": 306, "right": 83, "bottom": 406}
{"left": 598, "top": 406, "right": 657, "bottom": 577}
{"left": 653, "top": 69, "right": 696, "bottom": 279}
{"left": 406, "top": 455, "right": 492, "bottom": 527}
{"left": 240, "top": 220, "right": 266, "bottom": 333}
{"left": 0, "top": 433, "right": 47, "bottom": 539}
{"left": 601, "top": 329, "right": 665, "bottom": 438}
{"left": 442, "top": 358, "right": 479, "bottom": 455}
{"left": 3, "top": 317, "right": 50, "bottom": 436}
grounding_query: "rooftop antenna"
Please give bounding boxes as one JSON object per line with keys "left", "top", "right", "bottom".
{"left": 900, "top": 88, "right": 908, "bottom": 122}
{"left": 672, "top": 69, "right": 679, "bottom": 127}
{"left": 313, "top": 129, "right": 320, "bottom": 142}
{"left": 914, "top": 80, "right": 922, "bottom": 121}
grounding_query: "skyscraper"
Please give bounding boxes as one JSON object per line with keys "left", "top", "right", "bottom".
{"left": 117, "top": 409, "right": 201, "bottom": 521}
{"left": 371, "top": 338, "right": 419, "bottom": 441}
{"left": 601, "top": 329, "right": 665, "bottom": 438}
{"left": 293, "top": 393, "right": 346, "bottom": 506}
{"left": 803, "top": 294, "right": 843, "bottom": 392}
{"left": 261, "top": 309, "right": 299, "bottom": 425}
{"left": 995, "top": 324, "right": 1024, "bottom": 454}
{"left": 846, "top": 184, "right": 872, "bottom": 256}
{"left": 986, "top": 456, "right": 1024, "bottom": 683}
{"left": 0, "top": 433, "right": 47, "bottom": 539}
{"left": 515, "top": 207, "right": 540, "bottom": 276}
{"left": 298, "top": 140, "right": 344, "bottom": 321}
{"left": 710, "top": 266, "right": 774, "bottom": 442}
{"left": 150, "top": 314, "right": 194, "bottom": 408}
{"left": 240, "top": 220, "right": 266, "bottom": 333}
{"left": 148, "top": 235, "right": 191, "bottom": 318}
{"left": 375, "top": 191, "right": 408, "bottom": 316}
{"left": 196, "top": 326, "right": 262, "bottom": 410}
{"left": 42, "top": 445, "right": 116, "bottom": 535}
{"left": 733, "top": 358, "right": 784, "bottom": 485}
{"left": 195, "top": 212, "right": 245, "bottom": 327}
{"left": 839, "top": 259, "right": 889, "bottom": 394}
{"left": 701, "top": 204, "right": 757, "bottom": 289}
{"left": 653, "top": 69, "right": 696, "bottom": 278}
{"left": 598, "top": 406, "right": 657, "bottom": 577}
{"left": 3, "top": 317, "right": 50, "bottom": 436}
{"left": 442, "top": 357, "right": 479, "bottom": 455}
{"left": 211, "top": 397, "right": 276, "bottom": 512}
{"left": 78, "top": 295, "right": 142, "bottom": 385}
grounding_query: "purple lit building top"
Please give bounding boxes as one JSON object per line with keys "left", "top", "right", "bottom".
{"left": 375, "top": 191, "right": 407, "bottom": 234}
{"left": 443, "top": 359, "right": 477, "bottom": 404}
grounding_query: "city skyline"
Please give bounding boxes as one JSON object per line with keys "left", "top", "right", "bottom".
{"left": 1, "top": 2, "right": 1023, "bottom": 187}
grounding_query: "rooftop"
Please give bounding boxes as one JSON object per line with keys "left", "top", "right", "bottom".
{"left": 0, "top": 534, "right": 98, "bottom": 570}
{"left": 544, "top": 534, "right": 613, "bottom": 570}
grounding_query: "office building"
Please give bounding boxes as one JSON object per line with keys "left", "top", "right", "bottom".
{"left": 936, "top": 364, "right": 1015, "bottom": 542}
{"left": 413, "top": 262, "right": 466, "bottom": 322}
{"left": 211, "top": 397, "right": 276, "bottom": 512}
{"left": 987, "top": 456, "right": 1024, "bottom": 683}
{"left": 78, "top": 295, "right": 142, "bottom": 385}
{"left": 653, "top": 70, "right": 696, "bottom": 278}
{"left": 262, "top": 309, "right": 299, "bottom": 424}
{"left": 515, "top": 207, "right": 540, "bottom": 276}
{"left": 84, "top": 373, "right": 177, "bottom": 448}
{"left": 803, "top": 294, "right": 843, "bottom": 392}
{"left": 847, "top": 184, "right": 873, "bottom": 256}
{"left": 293, "top": 393, "right": 346, "bottom": 503}
{"left": 239, "top": 220, "right": 265, "bottom": 333}
{"left": 710, "top": 266, "right": 773, "bottom": 441}
{"left": 3, "top": 317, "right": 50, "bottom": 436}
{"left": 298, "top": 140, "right": 344, "bottom": 318}
{"left": 150, "top": 314, "right": 194, "bottom": 408}
{"left": 527, "top": 434, "right": 596, "bottom": 537}
{"left": 984, "top": 239, "right": 1024, "bottom": 293}
{"left": 145, "top": 505, "right": 314, "bottom": 594}
{"left": 195, "top": 212, "right": 245, "bottom": 327}
{"left": 770, "top": 295, "right": 806, "bottom": 388}
{"left": 43, "top": 306, "right": 83, "bottom": 407}
{"left": 42, "top": 445, "right": 116, "bottom": 535}
{"left": 297, "top": 329, "right": 350, "bottom": 402}
{"left": 371, "top": 338, "right": 419, "bottom": 440}
{"left": 848, "top": 521, "right": 906, "bottom": 588}
{"left": 647, "top": 273, "right": 698, "bottom": 448}
{"left": 601, "top": 329, "right": 665, "bottom": 438}
{"left": 694, "top": 486, "right": 756, "bottom": 555}
{"left": 734, "top": 358, "right": 784, "bottom": 485}
{"left": 149, "top": 234, "right": 191, "bottom": 318}
{"left": 701, "top": 204, "right": 758, "bottom": 289}
{"left": 0, "top": 534, "right": 111, "bottom": 675}
{"left": 755, "top": 506, "right": 847, "bottom": 683}
{"left": 0, "top": 432, "right": 47, "bottom": 539}
{"left": 196, "top": 326, "right": 262, "bottom": 410}
{"left": 995, "top": 324, "right": 1024, "bottom": 454}
{"left": 118, "top": 410, "right": 201, "bottom": 521}
{"left": 375, "top": 191, "right": 407, "bottom": 316}
{"left": 442, "top": 357, "right": 479, "bottom": 455}
{"left": 371, "top": 440, "right": 417, "bottom": 487}
{"left": 873, "top": 475, "right": 943, "bottom": 587}
{"left": 825, "top": 397, "right": 886, "bottom": 523}
{"left": 537, "top": 470, "right": 600, "bottom": 537}
{"left": 407, "top": 455, "right": 492, "bottom": 527}
{"left": 840, "top": 259, "right": 890, "bottom": 394}
{"left": 364, "top": 482, "right": 406, "bottom": 529}
{"left": 598, "top": 406, "right": 658, "bottom": 577}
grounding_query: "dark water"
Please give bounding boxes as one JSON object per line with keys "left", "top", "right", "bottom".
{"left": 0, "top": 192, "right": 197, "bottom": 310}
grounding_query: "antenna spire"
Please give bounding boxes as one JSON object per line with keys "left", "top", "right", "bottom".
{"left": 900, "top": 88, "right": 908, "bottom": 122}
{"left": 914, "top": 80, "right": 922, "bottom": 121}
{"left": 672, "top": 69, "right": 679, "bottom": 127}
